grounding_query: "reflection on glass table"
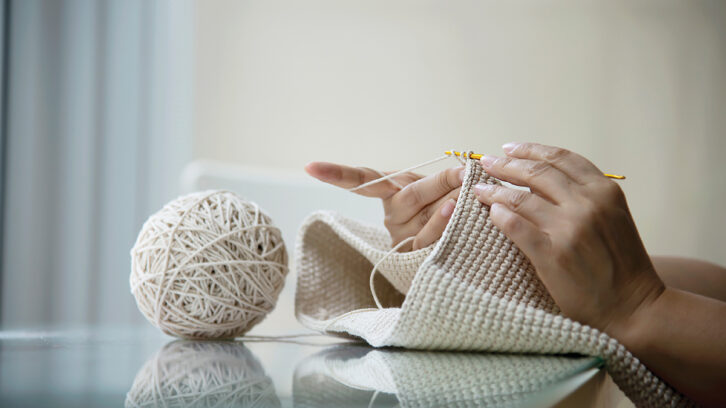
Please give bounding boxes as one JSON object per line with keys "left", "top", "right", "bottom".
{"left": 0, "top": 327, "right": 616, "bottom": 407}
{"left": 294, "top": 345, "right": 602, "bottom": 408}
{"left": 126, "top": 341, "right": 281, "bottom": 408}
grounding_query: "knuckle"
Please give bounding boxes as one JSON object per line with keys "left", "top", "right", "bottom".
{"left": 533, "top": 233, "right": 551, "bottom": 252}
{"left": 417, "top": 206, "right": 433, "bottom": 228}
{"left": 491, "top": 207, "right": 518, "bottom": 233}
{"left": 553, "top": 245, "right": 573, "bottom": 268}
{"left": 383, "top": 215, "right": 395, "bottom": 229}
{"left": 496, "top": 156, "right": 514, "bottom": 168}
{"left": 601, "top": 180, "right": 625, "bottom": 203}
{"left": 576, "top": 202, "right": 599, "bottom": 225}
{"left": 567, "top": 220, "right": 591, "bottom": 243}
{"left": 399, "top": 184, "right": 424, "bottom": 208}
{"left": 506, "top": 190, "right": 529, "bottom": 212}
{"left": 500, "top": 214, "right": 521, "bottom": 233}
{"left": 436, "top": 170, "right": 452, "bottom": 192}
{"left": 357, "top": 167, "right": 373, "bottom": 186}
{"left": 512, "top": 143, "right": 530, "bottom": 155}
{"left": 526, "top": 161, "right": 551, "bottom": 178}
{"left": 582, "top": 181, "right": 625, "bottom": 215}
{"left": 543, "top": 147, "right": 570, "bottom": 163}
{"left": 411, "top": 238, "right": 421, "bottom": 251}
{"left": 591, "top": 199, "right": 617, "bottom": 220}
{"left": 516, "top": 143, "right": 539, "bottom": 159}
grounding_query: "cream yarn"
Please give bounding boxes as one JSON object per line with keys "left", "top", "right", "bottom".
{"left": 130, "top": 190, "right": 288, "bottom": 339}
{"left": 125, "top": 341, "right": 280, "bottom": 408}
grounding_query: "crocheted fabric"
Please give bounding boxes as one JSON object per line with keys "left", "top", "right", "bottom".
{"left": 294, "top": 344, "right": 599, "bottom": 408}
{"left": 295, "top": 159, "right": 693, "bottom": 408}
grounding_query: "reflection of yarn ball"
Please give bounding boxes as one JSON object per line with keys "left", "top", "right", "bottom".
{"left": 130, "top": 190, "right": 288, "bottom": 339}
{"left": 125, "top": 341, "right": 281, "bottom": 408}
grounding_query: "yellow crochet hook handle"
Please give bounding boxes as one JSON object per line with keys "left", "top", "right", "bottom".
{"left": 445, "top": 151, "right": 626, "bottom": 180}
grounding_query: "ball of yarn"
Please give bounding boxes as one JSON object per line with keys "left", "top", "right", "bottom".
{"left": 125, "top": 341, "right": 280, "bottom": 408}
{"left": 130, "top": 190, "right": 288, "bottom": 339}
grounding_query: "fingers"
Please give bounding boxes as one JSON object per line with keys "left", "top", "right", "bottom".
{"left": 389, "top": 186, "right": 461, "bottom": 241}
{"left": 478, "top": 156, "right": 573, "bottom": 203}
{"left": 385, "top": 166, "right": 465, "bottom": 224}
{"left": 473, "top": 183, "right": 554, "bottom": 226}
{"left": 304, "top": 162, "right": 420, "bottom": 199}
{"left": 411, "top": 198, "right": 456, "bottom": 250}
{"left": 488, "top": 203, "right": 550, "bottom": 260}
{"left": 500, "top": 142, "right": 603, "bottom": 184}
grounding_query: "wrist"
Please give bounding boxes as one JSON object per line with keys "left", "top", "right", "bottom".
{"left": 604, "top": 282, "right": 667, "bottom": 354}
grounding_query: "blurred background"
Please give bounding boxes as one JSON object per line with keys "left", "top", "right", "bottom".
{"left": 1, "top": 0, "right": 725, "bottom": 333}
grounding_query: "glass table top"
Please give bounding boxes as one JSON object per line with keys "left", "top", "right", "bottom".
{"left": 0, "top": 327, "right": 602, "bottom": 407}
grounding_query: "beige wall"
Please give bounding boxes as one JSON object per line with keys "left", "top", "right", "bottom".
{"left": 193, "top": 0, "right": 726, "bottom": 265}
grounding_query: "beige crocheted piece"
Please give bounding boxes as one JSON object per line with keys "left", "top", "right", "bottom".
{"left": 295, "top": 159, "right": 694, "bottom": 408}
{"left": 294, "top": 344, "right": 598, "bottom": 408}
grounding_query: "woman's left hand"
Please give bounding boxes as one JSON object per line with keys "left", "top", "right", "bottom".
{"left": 473, "top": 142, "right": 665, "bottom": 337}
{"left": 304, "top": 162, "right": 462, "bottom": 251}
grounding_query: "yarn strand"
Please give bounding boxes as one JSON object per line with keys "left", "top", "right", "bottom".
{"left": 348, "top": 154, "right": 451, "bottom": 192}
{"left": 349, "top": 150, "right": 476, "bottom": 193}
{"left": 370, "top": 236, "right": 416, "bottom": 309}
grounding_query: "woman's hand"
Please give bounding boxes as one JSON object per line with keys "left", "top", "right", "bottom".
{"left": 305, "top": 162, "right": 463, "bottom": 251}
{"left": 308, "top": 146, "right": 726, "bottom": 405}
{"left": 473, "top": 142, "right": 665, "bottom": 337}
{"left": 475, "top": 142, "right": 726, "bottom": 406}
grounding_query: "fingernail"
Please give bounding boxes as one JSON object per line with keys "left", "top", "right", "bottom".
{"left": 458, "top": 167, "right": 465, "bottom": 183}
{"left": 502, "top": 142, "right": 517, "bottom": 153}
{"left": 480, "top": 155, "right": 497, "bottom": 167}
{"left": 473, "top": 184, "right": 492, "bottom": 195}
{"left": 440, "top": 199, "right": 456, "bottom": 217}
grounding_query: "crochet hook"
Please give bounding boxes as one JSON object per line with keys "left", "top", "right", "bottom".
{"left": 445, "top": 151, "right": 626, "bottom": 180}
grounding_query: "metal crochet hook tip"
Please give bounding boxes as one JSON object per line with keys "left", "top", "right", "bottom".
{"left": 445, "top": 151, "right": 626, "bottom": 180}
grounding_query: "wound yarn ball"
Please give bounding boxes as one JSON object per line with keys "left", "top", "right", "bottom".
{"left": 130, "top": 190, "right": 288, "bottom": 339}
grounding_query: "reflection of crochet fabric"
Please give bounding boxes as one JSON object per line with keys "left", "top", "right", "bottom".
{"left": 295, "top": 159, "right": 693, "bottom": 408}
{"left": 294, "top": 345, "right": 597, "bottom": 408}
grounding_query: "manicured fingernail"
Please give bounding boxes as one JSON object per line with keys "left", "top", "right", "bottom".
{"left": 502, "top": 142, "right": 517, "bottom": 153}
{"left": 480, "top": 155, "right": 496, "bottom": 167}
{"left": 440, "top": 199, "right": 456, "bottom": 217}
{"left": 474, "top": 184, "right": 492, "bottom": 195}
{"left": 458, "top": 167, "right": 465, "bottom": 183}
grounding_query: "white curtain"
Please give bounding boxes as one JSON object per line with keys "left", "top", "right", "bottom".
{"left": 1, "top": 0, "right": 194, "bottom": 328}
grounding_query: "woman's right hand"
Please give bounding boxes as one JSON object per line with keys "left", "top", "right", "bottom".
{"left": 304, "top": 162, "right": 464, "bottom": 251}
